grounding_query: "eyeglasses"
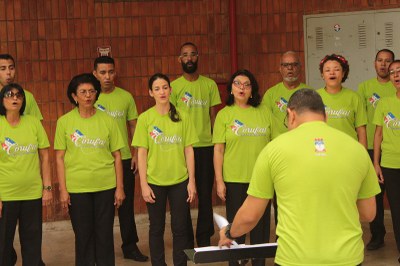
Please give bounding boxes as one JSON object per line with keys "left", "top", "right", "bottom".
{"left": 180, "top": 52, "right": 199, "bottom": 59}
{"left": 281, "top": 62, "right": 300, "bottom": 68}
{"left": 77, "top": 89, "right": 97, "bottom": 96}
{"left": 283, "top": 112, "right": 288, "bottom": 128}
{"left": 232, "top": 80, "right": 252, "bottom": 89}
{"left": 389, "top": 67, "right": 400, "bottom": 76}
{"left": 4, "top": 91, "right": 24, "bottom": 99}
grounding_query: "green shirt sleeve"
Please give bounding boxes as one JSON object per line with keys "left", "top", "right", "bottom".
{"left": 132, "top": 114, "right": 149, "bottom": 149}
{"left": 212, "top": 110, "right": 226, "bottom": 144}
{"left": 247, "top": 145, "right": 274, "bottom": 199}
{"left": 373, "top": 100, "right": 384, "bottom": 126}
{"left": 210, "top": 81, "right": 221, "bottom": 107}
{"left": 354, "top": 93, "right": 367, "bottom": 128}
{"left": 24, "top": 90, "right": 43, "bottom": 120}
{"left": 127, "top": 96, "right": 139, "bottom": 121}
{"left": 54, "top": 117, "right": 66, "bottom": 150}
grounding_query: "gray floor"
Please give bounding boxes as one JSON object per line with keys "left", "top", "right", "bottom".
{"left": 13, "top": 207, "right": 400, "bottom": 265}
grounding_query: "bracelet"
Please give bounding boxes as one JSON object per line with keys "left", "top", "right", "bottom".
{"left": 43, "top": 185, "right": 53, "bottom": 191}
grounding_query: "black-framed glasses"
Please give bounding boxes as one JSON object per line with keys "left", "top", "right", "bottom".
{"left": 280, "top": 62, "right": 300, "bottom": 68}
{"left": 283, "top": 112, "right": 288, "bottom": 128}
{"left": 4, "top": 91, "right": 24, "bottom": 99}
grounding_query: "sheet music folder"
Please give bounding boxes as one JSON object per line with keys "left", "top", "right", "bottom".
{"left": 185, "top": 243, "right": 277, "bottom": 264}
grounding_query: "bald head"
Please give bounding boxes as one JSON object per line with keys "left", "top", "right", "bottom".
{"left": 279, "top": 51, "right": 301, "bottom": 86}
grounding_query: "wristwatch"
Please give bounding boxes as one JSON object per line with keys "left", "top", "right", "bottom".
{"left": 43, "top": 185, "right": 53, "bottom": 191}
{"left": 225, "top": 223, "right": 237, "bottom": 241}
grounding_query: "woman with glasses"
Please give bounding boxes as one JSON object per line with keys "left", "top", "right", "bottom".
{"left": 55, "top": 73, "right": 125, "bottom": 266}
{"left": 373, "top": 60, "right": 400, "bottom": 263}
{"left": 132, "top": 73, "right": 197, "bottom": 266}
{"left": 317, "top": 54, "right": 367, "bottom": 148}
{"left": 213, "top": 69, "right": 273, "bottom": 266}
{"left": 0, "top": 83, "right": 51, "bottom": 265}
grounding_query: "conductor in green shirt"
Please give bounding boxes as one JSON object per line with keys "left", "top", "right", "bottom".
{"left": 219, "top": 89, "right": 380, "bottom": 266}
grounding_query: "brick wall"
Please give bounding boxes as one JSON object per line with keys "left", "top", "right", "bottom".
{"left": 0, "top": 0, "right": 398, "bottom": 221}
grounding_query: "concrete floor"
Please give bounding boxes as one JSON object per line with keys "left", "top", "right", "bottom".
{"left": 12, "top": 207, "right": 400, "bottom": 265}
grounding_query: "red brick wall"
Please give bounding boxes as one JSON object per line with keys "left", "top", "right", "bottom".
{"left": 0, "top": 0, "right": 398, "bottom": 221}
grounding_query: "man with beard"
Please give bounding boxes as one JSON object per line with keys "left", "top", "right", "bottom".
{"left": 170, "top": 42, "right": 221, "bottom": 247}
{"left": 261, "top": 51, "right": 308, "bottom": 229}
{"left": 262, "top": 51, "right": 308, "bottom": 136}
{"left": 0, "top": 54, "right": 43, "bottom": 120}
{"left": 357, "top": 48, "right": 395, "bottom": 251}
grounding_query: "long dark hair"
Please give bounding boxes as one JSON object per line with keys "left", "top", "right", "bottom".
{"left": 0, "top": 83, "right": 26, "bottom": 116}
{"left": 226, "top": 69, "right": 261, "bottom": 107}
{"left": 148, "top": 73, "right": 180, "bottom": 122}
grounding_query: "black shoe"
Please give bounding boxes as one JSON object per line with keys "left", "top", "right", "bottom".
{"left": 124, "top": 249, "right": 149, "bottom": 262}
{"left": 366, "top": 238, "right": 385, "bottom": 250}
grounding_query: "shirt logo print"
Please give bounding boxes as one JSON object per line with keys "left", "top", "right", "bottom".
{"left": 71, "top": 130, "right": 84, "bottom": 144}
{"left": 230, "top": 119, "right": 244, "bottom": 135}
{"left": 150, "top": 126, "right": 163, "bottom": 140}
{"left": 314, "top": 138, "right": 326, "bottom": 156}
{"left": 384, "top": 112, "right": 396, "bottom": 127}
{"left": 1, "top": 137, "right": 16, "bottom": 155}
{"left": 368, "top": 93, "right": 380, "bottom": 108}
{"left": 276, "top": 97, "right": 288, "bottom": 112}
{"left": 181, "top": 92, "right": 193, "bottom": 106}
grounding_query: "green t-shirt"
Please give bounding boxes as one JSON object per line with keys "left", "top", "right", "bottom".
{"left": 373, "top": 96, "right": 400, "bottom": 168}
{"left": 54, "top": 108, "right": 125, "bottom": 193}
{"left": 357, "top": 78, "right": 396, "bottom": 149}
{"left": 0, "top": 115, "right": 50, "bottom": 201}
{"left": 170, "top": 75, "right": 221, "bottom": 147}
{"left": 212, "top": 105, "right": 272, "bottom": 183}
{"left": 95, "top": 87, "right": 138, "bottom": 160}
{"left": 261, "top": 82, "right": 308, "bottom": 136}
{"left": 248, "top": 121, "right": 380, "bottom": 266}
{"left": 132, "top": 107, "right": 199, "bottom": 186}
{"left": 317, "top": 87, "right": 367, "bottom": 140}
{"left": 24, "top": 89, "right": 43, "bottom": 120}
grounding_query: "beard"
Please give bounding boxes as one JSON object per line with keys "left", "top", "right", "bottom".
{"left": 283, "top": 76, "right": 299, "bottom": 83}
{"left": 181, "top": 60, "right": 198, "bottom": 74}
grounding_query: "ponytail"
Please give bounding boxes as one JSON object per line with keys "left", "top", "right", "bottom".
{"left": 169, "top": 103, "right": 181, "bottom": 122}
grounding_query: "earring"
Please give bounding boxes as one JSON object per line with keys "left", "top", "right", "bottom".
{"left": 250, "top": 95, "right": 253, "bottom": 98}
{"left": 231, "top": 91, "right": 233, "bottom": 95}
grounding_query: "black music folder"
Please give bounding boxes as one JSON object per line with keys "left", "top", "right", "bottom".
{"left": 185, "top": 243, "right": 277, "bottom": 264}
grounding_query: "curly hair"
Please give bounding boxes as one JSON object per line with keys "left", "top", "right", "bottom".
{"left": 319, "top": 54, "right": 350, "bottom": 83}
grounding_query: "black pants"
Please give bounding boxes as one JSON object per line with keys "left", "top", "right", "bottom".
{"left": 188, "top": 146, "right": 215, "bottom": 247}
{"left": 382, "top": 167, "right": 400, "bottom": 252}
{"left": 367, "top": 150, "right": 386, "bottom": 240}
{"left": 118, "top": 159, "right": 139, "bottom": 254}
{"left": 69, "top": 189, "right": 115, "bottom": 266}
{"left": 0, "top": 199, "right": 43, "bottom": 266}
{"left": 226, "top": 182, "right": 271, "bottom": 266}
{"left": 147, "top": 180, "right": 190, "bottom": 266}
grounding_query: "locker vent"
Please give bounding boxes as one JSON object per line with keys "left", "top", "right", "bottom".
{"left": 384, "top": 22, "right": 393, "bottom": 47}
{"left": 358, "top": 24, "right": 367, "bottom": 49}
{"left": 315, "top": 27, "right": 323, "bottom": 50}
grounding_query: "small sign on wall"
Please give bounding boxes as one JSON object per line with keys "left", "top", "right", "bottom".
{"left": 97, "top": 46, "right": 112, "bottom": 57}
